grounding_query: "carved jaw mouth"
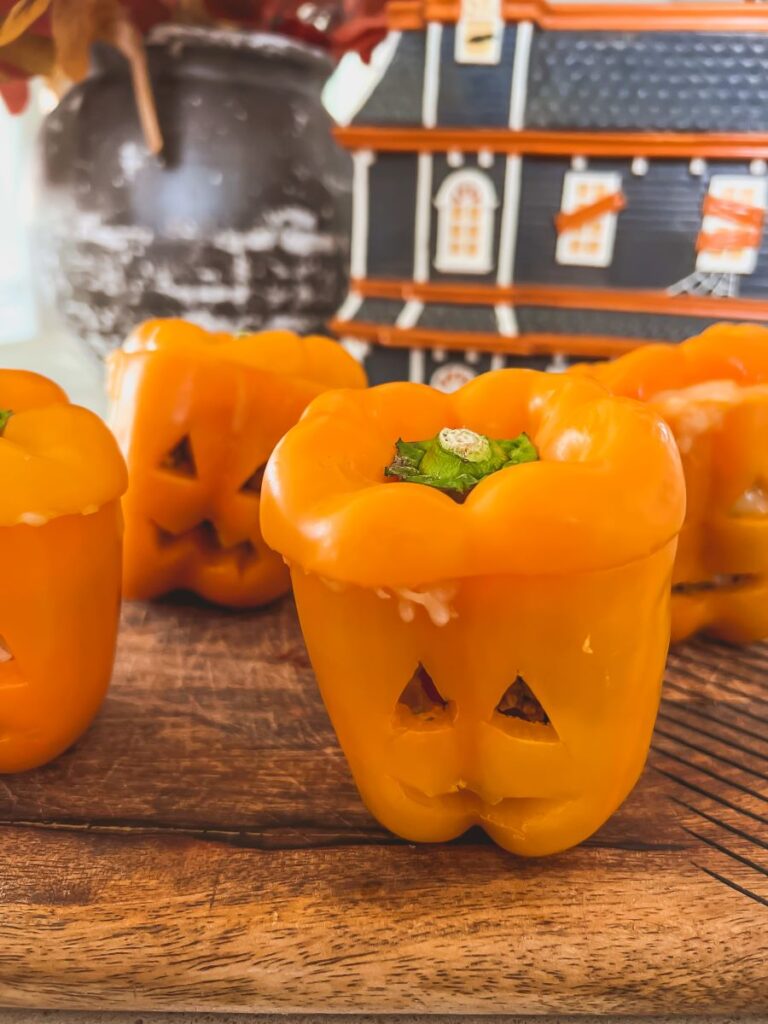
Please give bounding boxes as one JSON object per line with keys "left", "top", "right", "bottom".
{"left": 673, "top": 573, "right": 761, "bottom": 595}
{"left": 153, "top": 519, "right": 260, "bottom": 572}
{"left": 397, "top": 781, "right": 570, "bottom": 822}
{"left": 397, "top": 780, "right": 572, "bottom": 812}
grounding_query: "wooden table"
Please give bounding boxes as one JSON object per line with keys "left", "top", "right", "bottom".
{"left": 0, "top": 598, "right": 765, "bottom": 1015}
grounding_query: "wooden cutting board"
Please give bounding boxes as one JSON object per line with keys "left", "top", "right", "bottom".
{"left": 0, "top": 598, "right": 765, "bottom": 1015}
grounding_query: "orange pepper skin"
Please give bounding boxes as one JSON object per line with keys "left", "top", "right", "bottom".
{"left": 108, "top": 319, "right": 366, "bottom": 608}
{"left": 262, "top": 372, "right": 685, "bottom": 856}
{"left": 0, "top": 371, "right": 127, "bottom": 773}
{"left": 573, "top": 324, "right": 768, "bottom": 644}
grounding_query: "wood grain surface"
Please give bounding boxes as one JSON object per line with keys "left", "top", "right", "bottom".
{"left": 0, "top": 598, "right": 765, "bottom": 1015}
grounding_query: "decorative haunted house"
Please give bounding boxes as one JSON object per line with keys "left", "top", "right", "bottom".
{"left": 332, "top": 0, "right": 768, "bottom": 388}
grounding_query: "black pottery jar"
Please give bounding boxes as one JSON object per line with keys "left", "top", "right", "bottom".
{"left": 36, "top": 26, "right": 352, "bottom": 358}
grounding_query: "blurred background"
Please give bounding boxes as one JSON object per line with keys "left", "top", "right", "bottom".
{"left": 0, "top": 1, "right": 383, "bottom": 411}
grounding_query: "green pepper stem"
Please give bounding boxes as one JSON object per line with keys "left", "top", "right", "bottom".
{"left": 385, "top": 426, "right": 538, "bottom": 498}
{"left": 0, "top": 409, "right": 13, "bottom": 436}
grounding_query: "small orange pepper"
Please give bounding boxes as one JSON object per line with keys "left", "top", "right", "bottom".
{"left": 108, "top": 319, "right": 366, "bottom": 608}
{"left": 0, "top": 370, "right": 127, "bottom": 773}
{"left": 261, "top": 371, "right": 685, "bottom": 856}
{"left": 573, "top": 324, "right": 768, "bottom": 644}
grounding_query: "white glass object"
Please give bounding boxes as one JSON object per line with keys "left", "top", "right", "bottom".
{"left": 0, "top": 96, "right": 38, "bottom": 344}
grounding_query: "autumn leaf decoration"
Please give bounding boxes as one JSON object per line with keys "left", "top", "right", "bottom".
{"left": 0, "top": 0, "right": 389, "bottom": 139}
{"left": 0, "top": 0, "right": 162, "bottom": 152}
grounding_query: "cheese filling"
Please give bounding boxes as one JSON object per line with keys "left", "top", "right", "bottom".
{"left": 731, "top": 483, "right": 768, "bottom": 517}
{"left": 376, "top": 584, "right": 459, "bottom": 627}
{"left": 652, "top": 379, "right": 768, "bottom": 454}
{"left": 673, "top": 573, "right": 759, "bottom": 595}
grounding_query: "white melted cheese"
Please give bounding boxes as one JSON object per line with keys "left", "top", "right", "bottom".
{"left": 0, "top": 636, "right": 12, "bottom": 663}
{"left": 732, "top": 483, "right": 768, "bottom": 517}
{"left": 319, "top": 575, "right": 347, "bottom": 593}
{"left": 392, "top": 584, "right": 458, "bottom": 627}
{"left": 652, "top": 379, "right": 768, "bottom": 454}
{"left": 17, "top": 512, "right": 48, "bottom": 527}
{"left": 319, "top": 577, "right": 458, "bottom": 626}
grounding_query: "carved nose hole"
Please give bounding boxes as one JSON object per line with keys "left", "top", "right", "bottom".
{"left": 240, "top": 464, "right": 266, "bottom": 495}
{"left": 197, "top": 520, "right": 222, "bottom": 551}
{"left": 0, "top": 635, "right": 13, "bottom": 664}
{"left": 153, "top": 521, "right": 259, "bottom": 570}
{"left": 731, "top": 480, "right": 768, "bottom": 517}
{"left": 159, "top": 436, "right": 197, "bottom": 478}
{"left": 673, "top": 573, "right": 758, "bottom": 595}
{"left": 494, "top": 675, "right": 558, "bottom": 741}
{"left": 197, "top": 521, "right": 259, "bottom": 567}
{"left": 155, "top": 523, "right": 177, "bottom": 548}
{"left": 396, "top": 664, "right": 453, "bottom": 728}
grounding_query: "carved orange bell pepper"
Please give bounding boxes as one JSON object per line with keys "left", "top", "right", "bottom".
{"left": 109, "top": 319, "right": 366, "bottom": 608}
{"left": 0, "top": 370, "right": 127, "bottom": 773}
{"left": 574, "top": 324, "right": 768, "bottom": 644}
{"left": 261, "top": 371, "right": 685, "bottom": 856}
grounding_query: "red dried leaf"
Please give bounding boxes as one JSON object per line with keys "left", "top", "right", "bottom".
{"left": 0, "top": 76, "right": 28, "bottom": 110}
{"left": 202, "top": 0, "right": 260, "bottom": 20}
{"left": 119, "top": 0, "right": 175, "bottom": 31}
{"left": 330, "top": 12, "right": 386, "bottom": 60}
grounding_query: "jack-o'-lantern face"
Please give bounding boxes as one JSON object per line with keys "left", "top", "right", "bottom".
{"left": 109, "top": 321, "right": 366, "bottom": 607}
{"left": 0, "top": 369, "right": 126, "bottom": 773}
{"left": 653, "top": 381, "right": 768, "bottom": 643}
{"left": 261, "top": 370, "right": 684, "bottom": 854}
{"left": 573, "top": 324, "right": 768, "bottom": 644}
{"left": 122, "top": 392, "right": 291, "bottom": 608}
{"left": 291, "top": 544, "right": 674, "bottom": 857}
{"left": 0, "top": 506, "right": 123, "bottom": 773}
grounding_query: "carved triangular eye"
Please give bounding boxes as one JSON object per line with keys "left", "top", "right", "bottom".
{"left": 160, "top": 436, "right": 196, "bottom": 477}
{"left": 0, "top": 634, "right": 13, "bottom": 664}
{"left": 398, "top": 663, "right": 449, "bottom": 718}
{"left": 496, "top": 675, "right": 550, "bottom": 725}
{"left": 240, "top": 464, "right": 266, "bottom": 495}
{"left": 154, "top": 523, "right": 177, "bottom": 547}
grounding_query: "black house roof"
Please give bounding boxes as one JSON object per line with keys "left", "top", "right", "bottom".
{"left": 353, "top": 26, "right": 768, "bottom": 135}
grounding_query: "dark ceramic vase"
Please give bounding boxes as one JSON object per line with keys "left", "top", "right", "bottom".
{"left": 35, "top": 26, "right": 352, "bottom": 358}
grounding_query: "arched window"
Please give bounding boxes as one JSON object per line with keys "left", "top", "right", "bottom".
{"left": 434, "top": 170, "right": 498, "bottom": 274}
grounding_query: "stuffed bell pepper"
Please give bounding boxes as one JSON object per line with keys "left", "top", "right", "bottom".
{"left": 574, "top": 323, "right": 768, "bottom": 644}
{"left": 261, "top": 371, "right": 685, "bottom": 856}
{"left": 109, "top": 319, "right": 366, "bottom": 608}
{"left": 0, "top": 370, "right": 127, "bottom": 773}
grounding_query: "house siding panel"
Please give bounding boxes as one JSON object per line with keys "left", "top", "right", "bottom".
{"left": 429, "top": 154, "right": 507, "bottom": 284}
{"left": 366, "top": 154, "right": 419, "bottom": 279}
{"left": 514, "top": 157, "right": 705, "bottom": 289}
{"left": 354, "top": 298, "right": 404, "bottom": 324}
{"left": 353, "top": 32, "right": 426, "bottom": 126}
{"left": 525, "top": 31, "right": 768, "bottom": 133}
{"left": 363, "top": 344, "right": 411, "bottom": 385}
{"left": 436, "top": 25, "right": 517, "bottom": 127}
{"left": 416, "top": 303, "right": 499, "bottom": 332}
{"left": 515, "top": 307, "right": 729, "bottom": 341}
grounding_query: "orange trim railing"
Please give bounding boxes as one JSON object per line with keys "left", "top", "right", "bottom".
{"left": 334, "top": 126, "right": 768, "bottom": 161}
{"left": 346, "top": 277, "right": 768, "bottom": 323}
{"left": 388, "top": 0, "right": 768, "bottom": 32}
{"left": 554, "top": 192, "right": 626, "bottom": 234}
{"left": 330, "top": 319, "right": 646, "bottom": 357}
